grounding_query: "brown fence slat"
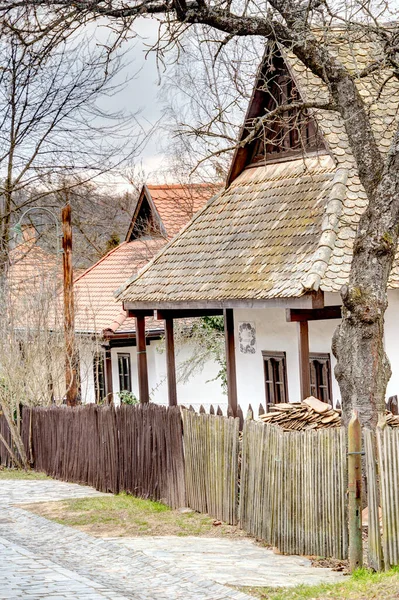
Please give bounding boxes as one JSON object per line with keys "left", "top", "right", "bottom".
{"left": 18, "top": 403, "right": 185, "bottom": 508}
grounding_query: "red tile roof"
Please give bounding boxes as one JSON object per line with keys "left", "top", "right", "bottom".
{"left": 74, "top": 238, "right": 165, "bottom": 334}
{"left": 8, "top": 242, "right": 59, "bottom": 294}
{"left": 74, "top": 183, "right": 219, "bottom": 334}
{"left": 147, "top": 184, "right": 220, "bottom": 238}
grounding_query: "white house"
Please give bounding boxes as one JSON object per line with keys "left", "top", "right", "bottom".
{"left": 75, "top": 183, "right": 225, "bottom": 408}
{"left": 115, "top": 34, "right": 399, "bottom": 417}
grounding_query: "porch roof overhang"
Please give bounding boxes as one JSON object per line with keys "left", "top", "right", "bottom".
{"left": 122, "top": 294, "right": 316, "bottom": 314}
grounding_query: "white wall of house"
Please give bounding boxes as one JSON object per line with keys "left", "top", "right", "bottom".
{"left": 79, "top": 341, "right": 97, "bottom": 404}
{"left": 80, "top": 338, "right": 225, "bottom": 409}
{"left": 233, "top": 289, "right": 399, "bottom": 416}
{"left": 384, "top": 291, "right": 399, "bottom": 400}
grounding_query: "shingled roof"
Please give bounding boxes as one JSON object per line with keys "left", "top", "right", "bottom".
{"left": 117, "top": 31, "right": 399, "bottom": 307}
{"left": 74, "top": 183, "right": 215, "bottom": 334}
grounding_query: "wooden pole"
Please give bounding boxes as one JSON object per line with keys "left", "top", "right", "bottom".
{"left": 136, "top": 315, "right": 149, "bottom": 403}
{"left": 224, "top": 308, "right": 238, "bottom": 417}
{"left": 298, "top": 320, "right": 311, "bottom": 399}
{"left": 62, "top": 203, "right": 78, "bottom": 406}
{"left": 348, "top": 410, "right": 363, "bottom": 571}
{"left": 105, "top": 349, "right": 113, "bottom": 404}
{"left": 165, "top": 318, "right": 177, "bottom": 406}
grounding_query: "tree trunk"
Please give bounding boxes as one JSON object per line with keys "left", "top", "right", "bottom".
{"left": 333, "top": 130, "right": 399, "bottom": 428}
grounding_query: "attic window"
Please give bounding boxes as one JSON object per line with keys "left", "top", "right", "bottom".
{"left": 245, "top": 58, "right": 324, "bottom": 167}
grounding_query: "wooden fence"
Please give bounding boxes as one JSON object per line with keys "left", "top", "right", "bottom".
{"left": 23, "top": 403, "right": 186, "bottom": 508}
{"left": 0, "top": 413, "right": 14, "bottom": 467}
{"left": 240, "top": 420, "right": 348, "bottom": 558}
{"left": 182, "top": 409, "right": 240, "bottom": 525}
{"left": 365, "top": 426, "right": 399, "bottom": 570}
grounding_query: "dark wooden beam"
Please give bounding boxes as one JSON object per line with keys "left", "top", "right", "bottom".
{"left": 165, "top": 318, "right": 177, "bottom": 407}
{"left": 311, "top": 290, "right": 324, "bottom": 309}
{"left": 154, "top": 309, "right": 223, "bottom": 320}
{"left": 298, "top": 321, "right": 311, "bottom": 400}
{"left": 224, "top": 308, "right": 238, "bottom": 417}
{"left": 286, "top": 306, "right": 341, "bottom": 322}
{"left": 135, "top": 315, "right": 149, "bottom": 404}
{"left": 126, "top": 309, "right": 155, "bottom": 318}
{"left": 105, "top": 349, "right": 113, "bottom": 404}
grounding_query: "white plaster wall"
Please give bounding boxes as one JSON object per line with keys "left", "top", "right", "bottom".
{"left": 233, "top": 307, "right": 341, "bottom": 415}
{"left": 104, "top": 340, "right": 225, "bottom": 408}
{"left": 79, "top": 342, "right": 96, "bottom": 404}
{"left": 149, "top": 340, "right": 225, "bottom": 409}
{"left": 384, "top": 290, "right": 399, "bottom": 399}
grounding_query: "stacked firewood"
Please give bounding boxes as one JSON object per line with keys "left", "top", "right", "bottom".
{"left": 385, "top": 412, "right": 399, "bottom": 428}
{"left": 259, "top": 396, "right": 399, "bottom": 431}
{"left": 259, "top": 397, "right": 340, "bottom": 431}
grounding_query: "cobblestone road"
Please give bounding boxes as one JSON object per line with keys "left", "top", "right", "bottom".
{"left": 0, "top": 480, "right": 251, "bottom": 600}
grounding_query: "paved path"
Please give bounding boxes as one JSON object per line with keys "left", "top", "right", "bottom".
{"left": 112, "top": 536, "right": 344, "bottom": 588}
{"left": 0, "top": 480, "right": 344, "bottom": 599}
{"left": 0, "top": 481, "right": 250, "bottom": 600}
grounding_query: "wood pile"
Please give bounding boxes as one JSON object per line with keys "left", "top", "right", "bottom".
{"left": 259, "top": 397, "right": 340, "bottom": 431}
{"left": 259, "top": 396, "right": 399, "bottom": 431}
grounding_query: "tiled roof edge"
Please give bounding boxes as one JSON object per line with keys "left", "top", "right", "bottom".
{"left": 114, "top": 187, "right": 225, "bottom": 301}
{"left": 303, "top": 168, "right": 348, "bottom": 291}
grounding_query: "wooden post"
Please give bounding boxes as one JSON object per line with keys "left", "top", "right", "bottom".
{"left": 224, "top": 308, "right": 238, "bottom": 417}
{"left": 62, "top": 203, "right": 78, "bottom": 406}
{"left": 298, "top": 320, "right": 311, "bottom": 399}
{"left": 165, "top": 318, "right": 177, "bottom": 406}
{"left": 348, "top": 410, "right": 363, "bottom": 571}
{"left": 136, "top": 315, "right": 149, "bottom": 403}
{"left": 105, "top": 349, "right": 113, "bottom": 404}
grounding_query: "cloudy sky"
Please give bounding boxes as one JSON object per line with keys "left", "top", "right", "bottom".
{"left": 94, "top": 17, "right": 171, "bottom": 188}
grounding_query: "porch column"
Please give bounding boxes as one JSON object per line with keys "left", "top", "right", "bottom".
{"left": 224, "top": 308, "right": 238, "bottom": 417}
{"left": 136, "top": 315, "right": 149, "bottom": 403}
{"left": 165, "top": 317, "right": 177, "bottom": 406}
{"left": 298, "top": 321, "right": 311, "bottom": 399}
{"left": 105, "top": 349, "right": 113, "bottom": 404}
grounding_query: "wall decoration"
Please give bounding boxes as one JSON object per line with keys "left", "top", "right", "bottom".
{"left": 238, "top": 321, "right": 256, "bottom": 354}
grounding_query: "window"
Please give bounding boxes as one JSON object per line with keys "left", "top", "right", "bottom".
{"left": 309, "top": 353, "right": 332, "bottom": 404}
{"left": 246, "top": 60, "right": 324, "bottom": 166}
{"left": 262, "top": 351, "right": 289, "bottom": 410}
{"left": 93, "top": 352, "right": 106, "bottom": 404}
{"left": 118, "top": 353, "right": 132, "bottom": 393}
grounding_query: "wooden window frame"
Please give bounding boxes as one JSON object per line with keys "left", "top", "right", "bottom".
{"left": 309, "top": 352, "right": 332, "bottom": 404}
{"left": 117, "top": 352, "right": 132, "bottom": 393}
{"left": 262, "top": 351, "right": 289, "bottom": 411}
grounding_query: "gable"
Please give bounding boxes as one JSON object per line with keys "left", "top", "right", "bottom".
{"left": 125, "top": 186, "right": 165, "bottom": 242}
{"left": 227, "top": 46, "right": 326, "bottom": 185}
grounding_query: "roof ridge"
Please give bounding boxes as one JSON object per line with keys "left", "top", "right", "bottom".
{"left": 74, "top": 241, "right": 128, "bottom": 285}
{"left": 303, "top": 168, "right": 349, "bottom": 291}
{"left": 147, "top": 183, "right": 219, "bottom": 190}
{"left": 115, "top": 187, "right": 225, "bottom": 300}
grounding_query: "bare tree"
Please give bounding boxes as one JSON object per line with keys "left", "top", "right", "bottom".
{"left": 2, "top": 2, "right": 399, "bottom": 428}
{"left": 0, "top": 11, "right": 143, "bottom": 274}
{"left": 161, "top": 28, "right": 261, "bottom": 179}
